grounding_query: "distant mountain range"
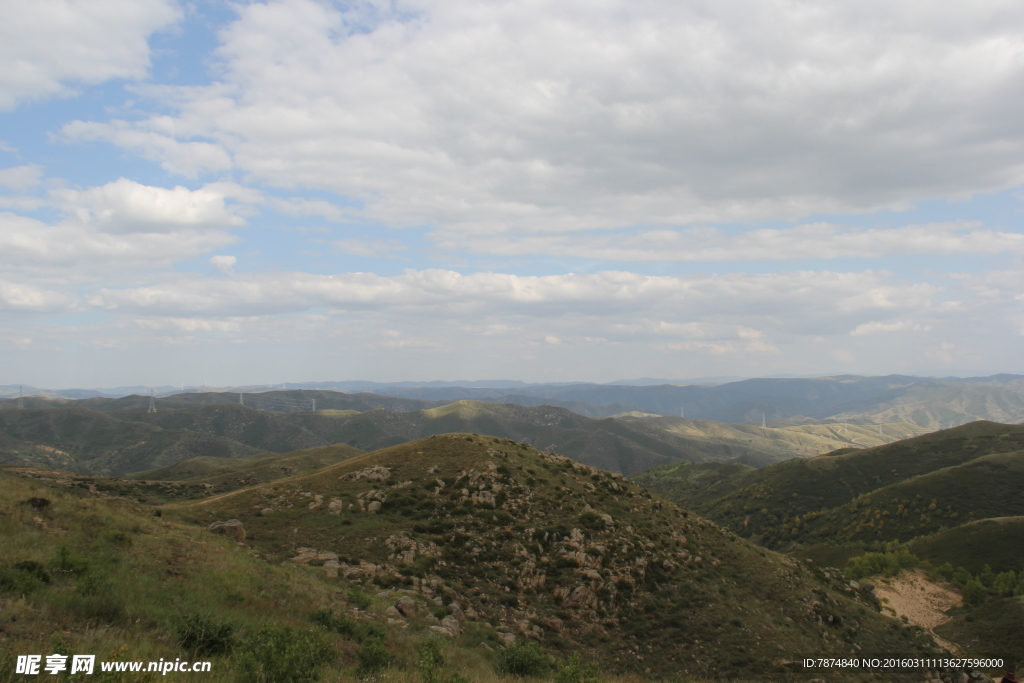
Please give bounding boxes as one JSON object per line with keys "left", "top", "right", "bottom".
{"left": 0, "top": 392, "right": 927, "bottom": 476}
{"left": 5, "top": 374, "right": 1023, "bottom": 428}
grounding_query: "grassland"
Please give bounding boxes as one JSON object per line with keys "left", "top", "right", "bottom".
{"left": 1, "top": 435, "right": 948, "bottom": 683}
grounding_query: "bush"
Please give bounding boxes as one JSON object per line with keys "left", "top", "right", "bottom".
{"left": 348, "top": 589, "right": 373, "bottom": 610}
{"left": 355, "top": 638, "right": 393, "bottom": 678}
{"left": 13, "top": 561, "right": 50, "bottom": 584}
{"left": 844, "top": 550, "right": 918, "bottom": 580}
{"left": 992, "top": 571, "right": 1017, "bottom": 597}
{"left": 51, "top": 545, "right": 90, "bottom": 576}
{"left": 0, "top": 565, "right": 46, "bottom": 594}
{"left": 417, "top": 639, "right": 446, "bottom": 683}
{"left": 176, "top": 614, "right": 235, "bottom": 656}
{"left": 497, "top": 640, "right": 552, "bottom": 677}
{"left": 237, "top": 626, "right": 333, "bottom": 683}
{"left": 963, "top": 579, "right": 988, "bottom": 607}
{"left": 554, "top": 653, "right": 601, "bottom": 683}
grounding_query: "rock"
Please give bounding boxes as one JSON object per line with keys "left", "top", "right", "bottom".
{"left": 323, "top": 560, "right": 340, "bottom": 578}
{"left": 260, "top": 508, "right": 274, "bottom": 516}
{"left": 289, "top": 549, "right": 320, "bottom": 565}
{"left": 440, "top": 616, "right": 463, "bottom": 635}
{"left": 849, "top": 581, "right": 861, "bottom": 590}
{"left": 206, "top": 519, "right": 246, "bottom": 542}
{"left": 367, "top": 501, "right": 382, "bottom": 514}
{"left": 328, "top": 499, "right": 344, "bottom": 514}
{"left": 376, "top": 591, "right": 390, "bottom": 599}
{"left": 426, "top": 614, "right": 440, "bottom": 624}
{"left": 396, "top": 596, "right": 417, "bottom": 618}
{"left": 447, "top": 603, "right": 466, "bottom": 623}
{"left": 497, "top": 632, "right": 516, "bottom": 646}
{"left": 429, "top": 625, "right": 455, "bottom": 638}
{"left": 384, "top": 606, "right": 402, "bottom": 618}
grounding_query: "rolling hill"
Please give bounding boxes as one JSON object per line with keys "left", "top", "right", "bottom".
{"left": 162, "top": 433, "right": 943, "bottom": 680}
{"left": 633, "top": 421, "right": 1024, "bottom": 548}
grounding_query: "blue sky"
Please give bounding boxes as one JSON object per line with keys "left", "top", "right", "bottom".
{"left": 2, "top": 0, "right": 1023, "bottom": 388}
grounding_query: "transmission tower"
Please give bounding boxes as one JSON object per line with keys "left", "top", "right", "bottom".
{"left": 312, "top": 398, "right": 316, "bottom": 411}
{"left": 761, "top": 412, "right": 767, "bottom": 429}
{"left": 148, "top": 390, "right": 157, "bottom": 413}
{"left": 679, "top": 406, "right": 684, "bottom": 418}
{"left": 18, "top": 385, "right": 24, "bottom": 409}
{"left": 239, "top": 392, "right": 244, "bottom": 406}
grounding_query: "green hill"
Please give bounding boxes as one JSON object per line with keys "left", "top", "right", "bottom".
{"left": 906, "top": 516, "right": 1024, "bottom": 575}
{"left": 164, "top": 433, "right": 941, "bottom": 680}
{"left": 128, "top": 443, "right": 365, "bottom": 491}
{"left": 0, "top": 407, "right": 261, "bottom": 476}
{"left": 635, "top": 421, "right": 1024, "bottom": 547}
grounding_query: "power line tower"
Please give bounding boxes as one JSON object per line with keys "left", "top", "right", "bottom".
{"left": 239, "top": 392, "right": 244, "bottom": 406}
{"left": 18, "top": 385, "right": 24, "bottom": 409}
{"left": 679, "top": 406, "right": 684, "bottom": 418}
{"left": 312, "top": 398, "right": 316, "bottom": 411}
{"left": 761, "top": 412, "right": 767, "bottom": 429}
{"left": 148, "top": 390, "right": 157, "bottom": 413}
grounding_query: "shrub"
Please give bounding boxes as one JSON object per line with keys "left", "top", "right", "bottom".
{"left": 554, "top": 653, "right": 601, "bottom": 683}
{"left": 0, "top": 565, "right": 45, "bottom": 594}
{"left": 417, "top": 639, "right": 446, "bottom": 683}
{"left": 992, "top": 571, "right": 1017, "bottom": 597}
{"left": 13, "top": 561, "right": 50, "bottom": 584}
{"left": 355, "top": 638, "right": 393, "bottom": 678}
{"left": 348, "top": 589, "right": 373, "bottom": 610}
{"left": 497, "top": 640, "right": 552, "bottom": 677}
{"left": 577, "top": 512, "right": 604, "bottom": 531}
{"left": 963, "top": 579, "right": 988, "bottom": 607}
{"left": 844, "top": 550, "right": 918, "bottom": 580}
{"left": 51, "top": 545, "right": 90, "bottom": 576}
{"left": 237, "top": 626, "right": 333, "bottom": 683}
{"left": 176, "top": 614, "right": 235, "bottom": 656}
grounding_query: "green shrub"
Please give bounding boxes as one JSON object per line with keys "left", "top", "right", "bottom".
{"left": 355, "top": 638, "right": 393, "bottom": 678}
{"left": 844, "top": 550, "right": 918, "bottom": 580}
{"left": 176, "top": 614, "right": 235, "bottom": 656}
{"left": 237, "top": 626, "right": 333, "bottom": 683}
{"left": 577, "top": 512, "right": 604, "bottom": 531}
{"left": 497, "top": 640, "right": 552, "bottom": 677}
{"left": 963, "top": 579, "right": 988, "bottom": 607}
{"left": 13, "top": 560, "right": 50, "bottom": 584}
{"left": 554, "top": 653, "right": 601, "bottom": 683}
{"left": 417, "top": 639, "right": 446, "bottom": 683}
{"left": 0, "top": 565, "right": 45, "bottom": 594}
{"left": 348, "top": 589, "right": 373, "bottom": 610}
{"left": 992, "top": 571, "right": 1017, "bottom": 597}
{"left": 51, "top": 545, "right": 90, "bottom": 576}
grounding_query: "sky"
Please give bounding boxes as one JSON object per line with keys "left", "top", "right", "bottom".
{"left": 1, "top": 0, "right": 1023, "bottom": 388}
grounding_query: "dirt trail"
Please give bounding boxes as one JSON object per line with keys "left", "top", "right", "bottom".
{"left": 873, "top": 569, "right": 962, "bottom": 653}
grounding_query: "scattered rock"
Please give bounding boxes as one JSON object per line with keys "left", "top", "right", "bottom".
{"left": 396, "top": 596, "right": 417, "bottom": 618}
{"left": 206, "top": 519, "right": 245, "bottom": 542}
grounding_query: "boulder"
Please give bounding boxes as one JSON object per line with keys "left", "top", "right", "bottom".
{"left": 384, "top": 606, "right": 402, "bottom": 618}
{"left": 367, "top": 501, "right": 382, "bottom": 513}
{"left": 440, "top": 616, "right": 463, "bottom": 635}
{"left": 396, "top": 596, "right": 417, "bottom": 618}
{"left": 447, "top": 603, "right": 466, "bottom": 623}
{"left": 429, "top": 625, "right": 455, "bottom": 638}
{"left": 206, "top": 519, "right": 245, "bottom": 542}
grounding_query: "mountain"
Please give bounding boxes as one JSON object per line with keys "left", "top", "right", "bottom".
{"left": 161, "top": 433, "right": 941, "bottom": 680}
{"left": 4, "top": 396, "right": 928, "bottom": 479}
{"left": 633, "top": 421, "right": 1024, "bottom": 548}
{"left": 0, "top": 406, "right": 261, "bottom": 476}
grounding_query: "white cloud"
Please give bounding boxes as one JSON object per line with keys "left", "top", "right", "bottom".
{"left": 0, "top": 179, "right": 248, "bottom": 274}
{"left": 0, "top": 164, "right": 44, "bottom": 191}
{"left": 62, "top": 121, "right": 233, "bottom": 177}
{"left": 0, "top": 279, "right": 73, "bottom": 313}
{"left": 51, "top": 178, "right": 246, "bottom": 234}
{"left": 83, "top": 269, "right": 935, "bottom": 337}
{"left": 210, "top": 255, "right": 236, "bottom": 275}
{"left": 0, "top": 0, "right": 179, "bottom": 110}
{"left": 440, "top": 222, "right": 1024, "bottom": 261}
{"left": 334, "top": 238, "right": 408, "bottom": 257}
{"left": 69, "top": 0, "right": 1024, "bottom": 236}
{"left": 851, "top": 321, "right": 932, "bottom": 335}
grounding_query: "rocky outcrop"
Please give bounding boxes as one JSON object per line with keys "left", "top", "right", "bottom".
{"left": 206, "top": 519, "right": 245, "bottom": 542}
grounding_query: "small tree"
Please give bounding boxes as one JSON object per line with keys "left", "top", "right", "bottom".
{"left": 991, "top": 571, "right": 1017, "bottom": 597}
{"left": 962, "top": 579, "right": 988, "bottom": 607}
{"left": 498, "top": 640, "right": 552, "bottom": 678}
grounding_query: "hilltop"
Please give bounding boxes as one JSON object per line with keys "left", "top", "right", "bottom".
{"left": 165, "top": 433, "right": 942, "bottom": 680}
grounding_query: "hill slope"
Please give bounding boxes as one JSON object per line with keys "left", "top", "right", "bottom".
{"left": 167, "top": 433, "right": 942, "bottom": 680}
{"left": 634, "top": 421, "right": 1024, "bottom": 546}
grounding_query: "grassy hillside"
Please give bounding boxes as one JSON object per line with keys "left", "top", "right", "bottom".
{"left": 789, "top": 451, "right": 1024, "bottom": 547}
{"left": 164, "top": 433, "right": 943, "bottom": 680}
{"left": 636, "top": 421, "right": 1024, "bottom": 546}
{"left": 907, "top": 517, "right": 1024, "bottom": 575}
{"left": 0, "top": 407, "right": 261, "bottom": 476}
{"left": 128, "top": 444, "right": 365, "bottom": 491}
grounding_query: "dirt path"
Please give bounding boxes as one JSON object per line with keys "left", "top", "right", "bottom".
{"left": 873, "top": 569, "right": 962, "bottom": 653}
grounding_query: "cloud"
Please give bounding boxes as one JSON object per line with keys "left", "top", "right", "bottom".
{"left": 62, "top": 121, "right": 233, "bottom": 177}
{"left": 440, "top": 222, "right": 1024, "bottom": 261}
{"left": 0, "top": 179, "right": 248, "bottom": 274}
{"left": 83, "top": 269, "right": 935, "bottom": 338}
{"left": 69, "top": 0, "right": 1024, "bottom": 236}
{"left": 851, "top": 321, "right": 932, "bottom": 335}
{"left": 334, "top": 238, "right": 408, "bottom": 257}
{"left": 0, "top": 279, "right": 73, "bottom": 313}
{"left": 210, "top": 255, "right": 236, "bottom": 275}
{"left": 0, "top": 164, "right": 44, "bottom": 191}
{"left": 0, "top": 0, "right": 179, "bottom": 110}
